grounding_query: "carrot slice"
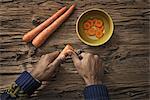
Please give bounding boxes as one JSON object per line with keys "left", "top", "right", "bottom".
{"left": 87, "top": 19, "right": 94, "bottom": 27}
{"left": 97, "top": 25, "right": 104, "bottom": 32}
{"left": 95, "top": 19, "right": 103, "bottom": 28}
{"left": 58, "top": 44, "right": 74, "bottom": 59}
{"left": 95, "top": 29, "right": 104, "bottom": 39}
{"left": 83, "top": 21, "right": 91, "bottom": 30}
{"left": 87, "top": 27, "right": 96, "bottom": 36}
{"left": 83, "top": 18, "right": 105, "bottom": 38}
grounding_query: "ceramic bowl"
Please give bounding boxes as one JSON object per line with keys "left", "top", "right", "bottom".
{"left": 76, "top": 9, "right": 114, "bottom": 46}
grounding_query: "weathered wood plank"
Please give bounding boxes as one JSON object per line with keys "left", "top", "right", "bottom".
{"left": 0, "top": 0, "right": 149, "bottom": 99}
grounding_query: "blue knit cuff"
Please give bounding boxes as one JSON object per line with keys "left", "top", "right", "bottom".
{"left": 84, "top": 85, "right": 109, "bottom": 100}
{"left": 15, "top": 71, "right": 41, "bottom": 95}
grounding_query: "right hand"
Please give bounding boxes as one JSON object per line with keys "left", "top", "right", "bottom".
{"left": 70, "top": 52, "right": 104, "bottom": 86}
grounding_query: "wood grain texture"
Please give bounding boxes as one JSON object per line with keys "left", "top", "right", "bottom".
{"left": 0, "top": 0, "right": 149, "bottom": 99}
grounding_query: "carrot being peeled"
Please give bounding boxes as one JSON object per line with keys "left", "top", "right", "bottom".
{"left": 32, "top": 3, "right": 76, "bottom": 48}
{"left": 22, "top": 6, "right": 67, "bottom": 42}
{"left": 58, "top": 44, "right": 74, "bottom": 59}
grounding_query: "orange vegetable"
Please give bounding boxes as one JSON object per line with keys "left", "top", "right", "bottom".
{"left": 83, "top": 21, "right": 91, "bottom": 30}
{"left": 87, "top": 19, "right": 94, "bottom": 27}
{"left": 97, "top": 26, "right": 104, "bottom": 32}
{"left": 32, "top": 3, "right": 76, "bottom": 47}
{"left": 87, "top": 27, "right": 96, "bottom": 36}
{"left": 58, "top": 44, "right": 74, "bottom": 59}
{"left": 83, "top": 18, "right": 104, "bottom": 39}
{"left": 95, "top": 29, "right": 104, "bottom": 39}
{"left": 95, "top": 19, "right": 103, "bottom": 28}
{"left": 22, "top": 6, "right": 67, "bottom": 42}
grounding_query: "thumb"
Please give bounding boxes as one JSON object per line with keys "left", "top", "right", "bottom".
{"left": 70, "top": 51, "right": 81, "bottom": 67}
{"left": 45, "top": 51, "right": 60, "bottom": 63}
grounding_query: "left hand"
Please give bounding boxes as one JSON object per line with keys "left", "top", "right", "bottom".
{"left": 30, "top": 51, "right": 63, "bottom": 81}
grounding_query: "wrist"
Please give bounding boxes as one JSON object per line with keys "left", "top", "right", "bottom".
{"left": 30, "top": 71, "right": 42, "bottom": 82}
{"left": 84, "top": 79, "right": 102, "bottom": 86}
{"left": 15, "top": 71, "right": 41, "bottom": 95}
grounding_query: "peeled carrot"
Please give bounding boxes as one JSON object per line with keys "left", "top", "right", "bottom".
{"left": 87, "top": 27, "right": 96, "bottom": 36}
{"left": 95, "top": 19, "right": 103, "bottom": 28}
{"left": 32, "top": 3, "right": 76, "bottom": 47}
{"left": 83, "top": 21, "right": 91, "bottom": 30}
{"left": 87, "top": 19, "right": 94, "bottom": 26}
{"left": 100, "top": 26, "right": 104, "bottom": 31}
{"left": 95, "top": 29, "right": 104, "bottom": 39}
{"left": 57, "top": 44, "right": 74, "bottom": 59}
{"left": 83, "top": 18, "right": 105, "bottom": 39}
{"left": 22, "top": 6, "right": 67, "bottom": 42}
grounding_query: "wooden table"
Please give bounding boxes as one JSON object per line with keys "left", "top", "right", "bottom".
{"left": 0, "top": 0, "right": 149, "bottom": 99}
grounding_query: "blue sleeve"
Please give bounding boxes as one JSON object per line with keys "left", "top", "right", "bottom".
{"left": 0, "top": 92, "right": 14, "bottom": 100}
{"left": 83, "top": 85, "right": 109, "bottom": 100}
{"left": 0, "top": 71, "right": 41, "bottom": 100}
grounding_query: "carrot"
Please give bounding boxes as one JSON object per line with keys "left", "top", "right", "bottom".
{"left": 97, "top": 26, "right": 104, "bottom": 32}
{"left": 87, "top": 19, "right": 94, "bottom": 27}
{"left": 101, "top": 25, "right": 104, "bottom": 31}
{"left": 32, "top": 3, "right": 76, "bottom": 47}
{"left": 87, "top": 27, "right": 96, "bottom": 36}
{"left": 83, "top": 21, "right": 91, "bottom": 30}
{"left": 22, "top": 6, "right": 67, "bottom": 42}
{"left": 95, "top": 19, "right": 103, "bottom": 28}
{"left": 57, "top": 44, "right": 74, "bottom": 59}
{"left": 95, "top": 29, "right": 104, "bottom": 39}
{"left": 83, "top": 18, "right": 105, "bottom": 39}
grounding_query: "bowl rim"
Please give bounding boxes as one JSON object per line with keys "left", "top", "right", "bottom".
{"left": 76, "top": 8, "right": 114, "bottom": 46}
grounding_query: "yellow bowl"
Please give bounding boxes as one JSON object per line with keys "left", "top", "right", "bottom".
{"left": 76, "top": 9, "right": 114, "bottom": 46}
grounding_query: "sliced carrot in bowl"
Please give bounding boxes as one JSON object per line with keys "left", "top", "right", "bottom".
{"left": 83, "top": 21, "right": 91, "bottom": 30}
{"left": 87, "top": 27, "right": 96, "bottom": 36}
{"left": 95, "top": 19, "right": 103, "bottom": 28}
{"left": 83, "top": 18, "right": 105, "bottom": 39}
{"left": 95, "top": 29, "right": 104, "bottom": 39}
{"left": 96, "top": 25, "right": 104, "bottom": 32}
{"left": 87, "top": 19, "right": 94, "bottom": 27}
{"left": 58, "top": 44, "right": 74, "bottom": 59}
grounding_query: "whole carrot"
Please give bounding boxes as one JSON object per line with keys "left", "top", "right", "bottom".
{"left": 32, "top": 3, "right": 76, "bottom": 48}
{"left": 22, "top": 6, "right": 67, "bottom": 42}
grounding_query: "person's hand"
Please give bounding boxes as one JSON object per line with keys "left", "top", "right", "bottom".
{"left": 30, "top": 51, "right": 63, "bottom": 81}
{"left": 71, "top": 52, "right": 104, "bottom": 86}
